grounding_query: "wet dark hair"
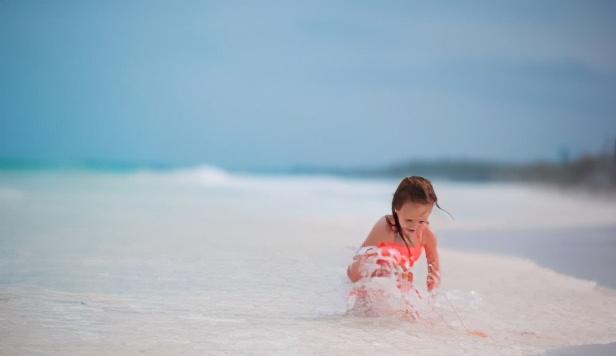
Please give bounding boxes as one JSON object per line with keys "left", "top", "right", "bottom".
{"left": 385, "top": 176, "right": 449, "bottom": 255}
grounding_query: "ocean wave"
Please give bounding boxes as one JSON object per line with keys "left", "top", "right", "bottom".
{"left": 130, "top": 164, "right": 394, "bottom": 198}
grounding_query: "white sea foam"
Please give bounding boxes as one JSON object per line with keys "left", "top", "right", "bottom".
{"left": 125, "top": 166, "right": 616, "bottom": 230}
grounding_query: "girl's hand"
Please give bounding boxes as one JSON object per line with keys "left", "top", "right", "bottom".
{"left": 427, "top": 274, "right": 440, "bottom": 291}
{"left": 353, "top": 249, "right": 378, "bottom": 263}
{"left": 348, "top": 250, "right": 380, "bottom": 282}
{"left": 370, "top": 267, "right": 392, "bottom": 278}
{"left": 370, "top": 258, "right": 394, "bottom": 278}
{"left": 396, "top": 271, "right": 414, "bottom": 292}
{"left": 400, "top": 271, "right": 414, "bottom": 283}
{"left": 358, "top": 252, "right": 377, "bottom": 262}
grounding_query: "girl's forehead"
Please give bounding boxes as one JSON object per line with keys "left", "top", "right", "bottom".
{"left": 399, "top": 202, "right": 433, "bottom": 216}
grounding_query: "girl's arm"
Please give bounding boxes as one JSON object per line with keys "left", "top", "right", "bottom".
{"left": 347, "top": 251, "right": 376, "bottom": 282}
{"left": 424, "top": 228, "right": 440, "bottom": 291}
{"left": 347, "top": 216, "right": 390, "bottom": 282}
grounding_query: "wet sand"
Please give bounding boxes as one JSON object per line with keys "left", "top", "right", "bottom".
{"left": 547, "top": 343, "right": 616, "bottom": 356}
{"left": 440, "top": 225, "right": 616, "bottom": 355}
{"left": 439, "top": 225, "right": 616, "bottom": 289}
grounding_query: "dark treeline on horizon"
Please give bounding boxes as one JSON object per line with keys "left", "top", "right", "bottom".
{"left": 289, "top": 143, "right": 616, "bottom": 190}
{"left": 370, "top": 154, "right": 616, "bottom": 187}
{"left": 1, "top": 143, "right": 616, "bottom": 190}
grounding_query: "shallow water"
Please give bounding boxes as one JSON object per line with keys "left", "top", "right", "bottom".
{"left": 1, "top": 169, "right": 615, "bottom": 355}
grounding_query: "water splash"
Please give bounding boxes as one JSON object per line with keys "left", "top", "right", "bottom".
{"left": 346, "top": 246, "right": 486, "bottom": 336}
{"left": 347, "top": 246, "right": 422, "bottom": 318}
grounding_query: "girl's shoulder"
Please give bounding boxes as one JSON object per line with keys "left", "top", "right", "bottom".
{"left": 361, "top": 215, "right": 396, "bottom": 247}
{"left": 421, "top": 225, "right": 437, "bottom": 247}
{"left": 382, "top": 214, "right": 398, "bottom": 233}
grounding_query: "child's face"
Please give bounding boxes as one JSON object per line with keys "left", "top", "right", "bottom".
{"left": 394, "top": 201, "right": 433, "bottom": 238}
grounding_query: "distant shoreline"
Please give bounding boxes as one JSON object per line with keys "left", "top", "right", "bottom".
{"left": 288, "top": 153, "right": 616, "bottom": 191}
{"left": 1, "top": 154, "right": 615, "bottom": 193}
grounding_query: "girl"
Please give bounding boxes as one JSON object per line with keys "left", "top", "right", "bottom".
{"left": 347, "top": 176, "right": 441, "bottom": 292}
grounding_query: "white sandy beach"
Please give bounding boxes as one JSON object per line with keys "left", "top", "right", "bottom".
{"left": 1, "top": 168, "right": 615, "bottom": 355}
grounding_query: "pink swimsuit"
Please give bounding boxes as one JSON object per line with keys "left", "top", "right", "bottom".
{"left": 376, "top": 241, "right": 422, "bottom": 268}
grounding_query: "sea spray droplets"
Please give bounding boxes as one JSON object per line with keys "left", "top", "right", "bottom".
{"left": 347, "top": 247, "right": 485, "bottom": 328}
{"left": 347, "top": 246, "right": 419, "bottom": 317}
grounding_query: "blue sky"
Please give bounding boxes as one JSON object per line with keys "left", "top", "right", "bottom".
{"left": 1, "top": 0, "right": 615, "bottom": 170}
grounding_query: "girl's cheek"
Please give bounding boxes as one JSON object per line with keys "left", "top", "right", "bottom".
{"left": 417, "top": 224, "right": 427, "bottom": 237}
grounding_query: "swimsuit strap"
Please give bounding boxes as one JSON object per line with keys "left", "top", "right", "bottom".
{"left": 395, "top": 231, "right": 421, "bottom": 248}
{"left": 394, "top": 231, "right": 423, "bottom": 262}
